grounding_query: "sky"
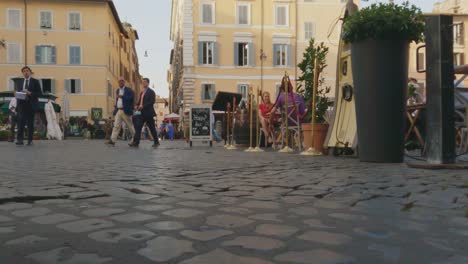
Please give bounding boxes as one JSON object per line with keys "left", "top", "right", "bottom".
{"left": 112, "top": 0, "right": 439, "bottom": 98}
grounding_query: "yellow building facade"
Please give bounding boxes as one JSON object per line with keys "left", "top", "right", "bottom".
{"left": 0, "top": 0, "right": 141, "bottom": 118}
{"left": 169, "top": 0, "right": 350, "bottom": 114}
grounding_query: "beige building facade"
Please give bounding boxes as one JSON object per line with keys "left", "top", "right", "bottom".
{"left": 0, "top": 0, "right": 141, "bottom": 118}
{"left": 169, "top": 0, "right": 348, "bottom": 114}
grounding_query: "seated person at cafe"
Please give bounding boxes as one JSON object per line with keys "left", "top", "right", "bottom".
{"left": 268, "top": 77, "right": 305, "bottom": 126}
{"left": 258, "top": 91, "right": 275, "bottom": 144}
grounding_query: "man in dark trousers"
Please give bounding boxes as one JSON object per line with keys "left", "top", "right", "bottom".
{"left": 16, "top": 66, "right": 42, "bottom": 145}
{"left": 129, "top": 78, "right": 159, "bottom": 148}
{"left": 105, "top": 77, "right": 135, "bottom": 145}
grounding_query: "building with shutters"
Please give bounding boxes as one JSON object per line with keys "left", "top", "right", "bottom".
{"left": 0, "top": 0, "right": 141, "bottom": 118}
{"left": 168, "top": 0, "right": 350, "bottom": 115}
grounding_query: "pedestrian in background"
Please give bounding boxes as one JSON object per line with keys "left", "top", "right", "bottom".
{"left": 106, "top": 77, "right": 135, "bottom": 145}
{"left": 129, "top": 78, "right": 159, "bottom": 148}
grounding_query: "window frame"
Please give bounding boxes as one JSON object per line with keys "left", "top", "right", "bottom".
{"left": 275, "top": 44, "right": 288, "bottom": 67}
{"left": 39, "top": 10, "right": 53, "bottom": 29}
{"left": 236, "top": 42, "right": 249, "bottom": 67}
{"left": 202, "top": 42, "right": 215, "bottom": 65}
{"left": 304, "top": 21, "right": 315, "bottom": 40}
{"left": 36, "top": 45, "right": 56, "bottom": 65}
{"left": 201, "top": 83, "right": 215, "bottom": 101}
{"left": 68, "top": 11, "right": 82, "bottom": 31}
{"left": 236, "top": 3, "right": 251, "bottom": 25}
{"left": 274, "top": 4, "right": 289, "bottom": 27}
{"left": 6, "top": 42, "right": 22, "bottom": 63}
{"left": 68, "top": 45, "right": 82, "bottom": 65}
{"left": 6, "top": 8, "right": 21, "bottom": 29}
{"left": 200, "top": 2, "right": 215, "bottom": 25}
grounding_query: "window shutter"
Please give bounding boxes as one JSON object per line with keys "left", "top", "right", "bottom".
{"left": 51, "top": 47, "right": 57, "bottom": 64}
{"left": 213, "top": 42, "right": 219, "bottom": 65}
{"left": 198, "top": 42, "right": 203, "bottom": 65}
{"left": 76, "top": 79, "right": 82, "bottom": 94}
{"left": 287, "top": 45, "right": 292, "bottom": 67}
{"left": 65, "top": 79, "right": 71, "bottom": 93}
{"left": 273, "top": 44, "right": 278, "bottom": 66}
{"left": 50, "top": 79, "right": 55, "bottom": 94}
{"left": 36, "top": 46, "right": 41, "bottom": 64}
{"left": 210, "top": 84, "right": 215, "bottom": 100}
{"left": 234, "top": 43, "right": 239, "bottom": 66}
{"left": 237, "top": 84, "right": 242, "bottom": 95}
{"left": 248, "top": 43, "right": 255, "bottom": 67}
{"left": 46, "top": 12, "right": 52, "bottom": 27}
{"left": 8, "top": 79, "right": 14, "bottom": 91}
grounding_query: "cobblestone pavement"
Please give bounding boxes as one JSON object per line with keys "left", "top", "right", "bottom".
{"left": 0, "top": 140, "right": 467, "bottom": 264}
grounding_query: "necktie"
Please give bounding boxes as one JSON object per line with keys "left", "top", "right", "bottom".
{"left": 25, "top": 79, "right": 29, "bottom": 91}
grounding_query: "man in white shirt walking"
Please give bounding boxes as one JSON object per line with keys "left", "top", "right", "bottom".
{"left": 105, "top": 77, "right": 136, "bottom": 145}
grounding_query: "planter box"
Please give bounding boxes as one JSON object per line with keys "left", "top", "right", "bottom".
{"left": 352, "top": 39, "right": 409, "bottom": 162}
{"left": 302, "top": 123, "right": 329, "bottom": 154}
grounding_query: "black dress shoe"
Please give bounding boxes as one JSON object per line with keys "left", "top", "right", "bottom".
{"left": 16, "top": 142, "right": 24, "bottom": 145}
{"left": 128, "top": 142, "right": 139, "bottom": 147}
{"left": 105, "top": 140, "right": 115, "bottom": 145}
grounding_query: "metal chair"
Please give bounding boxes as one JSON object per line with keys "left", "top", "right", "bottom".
{"left": 279, "top": 104, "right": 303, "bottom": 151}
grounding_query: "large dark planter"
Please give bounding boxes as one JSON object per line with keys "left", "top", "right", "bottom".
{"left": 351, "top": 39, "right": 409, "bottom": 163}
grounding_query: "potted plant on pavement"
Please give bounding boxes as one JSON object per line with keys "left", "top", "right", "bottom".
{"left": 297, "top": 39, "right": 332, "bottom": 154}
{"left": 342, "top": 2, "right": 424, "bottom": 162}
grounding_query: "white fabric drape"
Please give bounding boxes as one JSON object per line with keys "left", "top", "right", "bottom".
{"left": 45, "top": 101, "right": 63, "bottom": 140}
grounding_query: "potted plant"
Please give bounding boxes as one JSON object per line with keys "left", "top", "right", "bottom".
{"left": 297, "top": 39, "right": 332, "bottom": 154}
{"left": 342, "top": 2, "right": 424, "bottom": 162}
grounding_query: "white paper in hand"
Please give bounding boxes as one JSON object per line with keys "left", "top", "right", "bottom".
{"left": 16, "top": 92, "right": 27, "bottom": 100}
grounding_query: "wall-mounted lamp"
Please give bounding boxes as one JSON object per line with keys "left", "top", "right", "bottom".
{"left": 259, "top": 49, "right": 267, "bottom": 60}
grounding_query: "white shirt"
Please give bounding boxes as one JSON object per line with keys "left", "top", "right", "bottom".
{"left": 23, "top": 77, "right": 31, "bottom": 91}
{"left": 117, "top": 87, "right": 124, "bottom": 109}
{"left": 9, "top": 98, "right": 17, "bottom": 113}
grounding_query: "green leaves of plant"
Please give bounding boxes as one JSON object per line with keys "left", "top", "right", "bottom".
{"left": 342, "top": 2, "right": 425, "bottom": 44}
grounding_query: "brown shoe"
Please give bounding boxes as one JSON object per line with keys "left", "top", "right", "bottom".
{"left": 105, "top": 140, "right": 115, "bottom": 145}
{"left": 128, "top": 142, "right": 139, "bottom": 147}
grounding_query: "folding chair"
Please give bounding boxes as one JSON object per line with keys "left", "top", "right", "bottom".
{"left": 280, "top": 104, "right": 303, "bottom": 152}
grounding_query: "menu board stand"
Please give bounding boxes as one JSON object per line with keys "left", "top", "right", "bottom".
{"left": 189, "top": 105, "right": 212, "bottom": 147}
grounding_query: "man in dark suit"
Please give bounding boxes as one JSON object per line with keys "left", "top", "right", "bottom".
{"left": 16, "top": 66, "right": 42, "bottom": 145}
{"left": 129, "top": 78, "right": 159, "bottom": 148}
{"left": 105, "top": 77, "right": 135, "bottom": 145}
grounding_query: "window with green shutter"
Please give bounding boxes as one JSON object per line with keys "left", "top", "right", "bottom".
{"left": 40, "top": 11, "right": 52, "bottom": 29}
{"left": 36, "top": 45, "right": 56, "bottom": 64}
{"left": 69, "top": 46, "right": 81, "bottom": 65}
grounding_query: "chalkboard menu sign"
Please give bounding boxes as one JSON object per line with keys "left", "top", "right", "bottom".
{"left": 189, "top": 105, "right": 212, "bottom": 145}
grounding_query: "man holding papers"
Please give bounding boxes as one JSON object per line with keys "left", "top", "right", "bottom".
{"left": 16, "top": 66, "right": 42, "bottom": 145}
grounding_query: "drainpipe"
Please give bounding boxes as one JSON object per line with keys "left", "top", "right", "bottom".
{"left": 260, "top": 0, "right": 264, "bottom": 92}
{"left": 294, "top": 0, "right": 298, "bottom": 90}
{"left": 24, "top": 0, "right": 27, "bottom": 66}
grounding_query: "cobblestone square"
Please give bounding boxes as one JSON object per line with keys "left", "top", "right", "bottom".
{"left": 0, "top": 140, "right": 467, "bottom": 263}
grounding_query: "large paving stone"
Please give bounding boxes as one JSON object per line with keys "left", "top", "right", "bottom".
{"left": 57, "top": 219, "right": 114, "bottom": 233}
{"left": 368, "top": 243, "right": 401, "bottom": 263}
{"left": 298, "top": 231, "right": 352, "bottom": 245}
{"left": 0, "top": 215, "right": 13, "bottom": 222}
{"left": 249, "top": 213, "right": 282, "bottom": 222}
{"left": 145, "top": 221, "right": 185, "bottom": 231}
{"left": 179, "top": 249, "right": 273, "bottom": 264}
{"left": 135, "top": 204, "right": 172, "bottom": 212}
{"left": 239, "top": 201, "right": 280, "bottom": 209}
{"left": 0, "top": 226, "right": 16, "bottom": 233}
{"left": 5, "top": 235, "right": 48, "bottom": 246}
{"left": 289, "top": 207, "right": 319, "bottom": 216}
{"left": 26, "top": 247, "right": 112, "bottom": 264}
{"left": 138, "top": 236, "right": 195, "bottom": 262}
{"left": 181, "top": 229, "right": 233, "bottom": 241}
{"left": 206, "top": 214, "right": 254, "bottom": 228}
{"left": 0, "top": 203, "right": 33, "bottom": 211}
{"left": 303, "top": 219, "right": 334, "bottom": 229}
{"left": 82, "top": 208, "right": 126, "bottom": 217}
{"left": 219, "top": 207, "right": 252, "bottom": 215}
{"left": 223, "top": 236, "right": 285, "bottom": 250}
{"left": 30, "top": 213, "right": 80, "bottom": 225}
{"left": 255, "top": 224, "right": 299, "bottom": 237}
{"left": 12, "top": 207, "right": 51, "bottom": 217}
{"left": 274, "top": 249, "right": 354, "bottom": 264}
{"left": 88, "top": 228, "right": 155, "bottom": 243}
{"left": 178, "top": 201, "right": 218, "bottom": 208}
{"left": 110, "top": 212, "right": 157, "bottom": 223}
{"left": 162, "top": 208, "right": 204, "bottom": 218}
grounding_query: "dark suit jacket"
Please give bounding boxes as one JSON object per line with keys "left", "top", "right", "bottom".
{"left": 113, "top": 86, "right": 134, "bottom": 116}
{"left": 16, "top": 77, "right": 42, "bottom": 112}
{"left": 137, "top": 88, "right": 156, "bottom": 119}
